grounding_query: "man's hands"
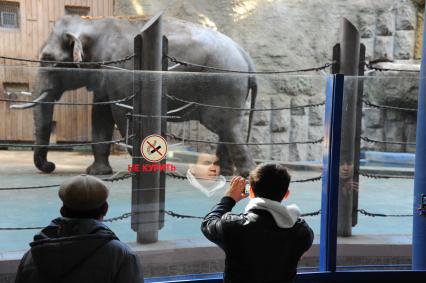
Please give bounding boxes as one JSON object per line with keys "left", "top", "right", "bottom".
{"left": 224, "top": 176, "right": 248, "bottom": 202}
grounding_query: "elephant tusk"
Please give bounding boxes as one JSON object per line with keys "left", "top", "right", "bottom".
{"left": 9, "top": 91, "right": 49, "bottom": 109}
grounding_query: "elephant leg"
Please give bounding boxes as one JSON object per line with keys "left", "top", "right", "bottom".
{"left": 111, "top": 107, "right": 132, "bottom": 156}
{"left": 33, "top": 103, "right": 56, "bottom": 173}
{"left": 221, "top": 125, "right": 256, "bottom": 177}
{"left": 86, "top": 104, "right": 114, "bottom": 175}
{"left": 216, "top": 143, "right": 234, "bottom": 176}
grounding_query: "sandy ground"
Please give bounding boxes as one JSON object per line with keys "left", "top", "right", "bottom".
{"left": 0, "top": 149, "right": 130, "bottom": 175}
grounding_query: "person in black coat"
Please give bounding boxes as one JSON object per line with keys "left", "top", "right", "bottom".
{"left": 15, "top": 174, "right": 144, "bottom": 283}
{"left": 201, "top": 163, "right": 314, "bottom": 283}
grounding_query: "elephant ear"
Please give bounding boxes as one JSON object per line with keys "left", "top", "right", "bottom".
{"left": 65, "top": 32, "right": 84, "bottom": 62}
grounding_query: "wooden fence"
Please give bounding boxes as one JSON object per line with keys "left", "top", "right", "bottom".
{"left": 0, "top": 0, "right": 114, "bottom": 142}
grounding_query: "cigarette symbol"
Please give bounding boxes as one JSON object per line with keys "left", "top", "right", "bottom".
{"left": 146, "top": 140, "right": 163, "bottom": 156}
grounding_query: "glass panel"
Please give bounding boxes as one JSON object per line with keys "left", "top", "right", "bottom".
{"left": 335, "top": 75, "right": 417, "bottom": 270}
{"left": 0, "top": 65, "right": 326, "bottom": 277}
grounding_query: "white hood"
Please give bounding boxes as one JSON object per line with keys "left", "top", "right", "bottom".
{"left": 245, "top": 197, "right": 301, "bottom": 228}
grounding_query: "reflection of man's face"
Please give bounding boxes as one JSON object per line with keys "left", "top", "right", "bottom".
{"left": 339, "top": 162, "right": 353, "bottom": 179}
{"left": 190, "top": 153, "right": 220, "bottom": 180}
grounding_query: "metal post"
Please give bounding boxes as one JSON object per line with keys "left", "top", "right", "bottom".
{"left": 319, "top": 74, "right": 344, "bottom": 272}
{"left": 412, "top": 4, "right": 426, "bottom": 270}
{"left": 336, "top": 17, "right": 361, "bottom": 236}
{"left": 351, "top": 43, "right": 365, "bottom": 227}
{"left": 158, "top": 35, "right": 168, "bottom": 229}
{"left": 131, "top": 12, "right": 163, "bottom": 244}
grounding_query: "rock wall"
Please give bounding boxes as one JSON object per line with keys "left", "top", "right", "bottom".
{"left": 115, "top": 0, "right": 420, "bottom": 161}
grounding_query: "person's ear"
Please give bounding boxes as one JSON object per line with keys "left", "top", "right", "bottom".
{"left": 249, "top": 186, "right": 255, "bottom": 199}
{"left": 101, "top": 202, "right": 109, "bottom": 216}
{"left": 60, "top": 206, "right": 65, "bottom": 217}
{"left": 283, "top": 190, "right": 290, "bottom": 200}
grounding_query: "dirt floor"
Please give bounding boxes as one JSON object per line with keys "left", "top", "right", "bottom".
{"left": 0, "top": 149, "right": 130, "bottom": 175}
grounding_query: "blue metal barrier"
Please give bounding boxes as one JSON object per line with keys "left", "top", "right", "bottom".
{"left": 413, "top": 1, "right": 426, "bottom": 271}
{"left": 146, "top": 273, "right": 222, "bottom": 283}
{"left": 146, "top": 270, "right": 426, "bottom": 283}
{"left": 319, "top": 74, "right": 344, "bottom": 271}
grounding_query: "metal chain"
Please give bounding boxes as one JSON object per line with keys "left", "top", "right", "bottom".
{"left": 165, "top": 172, "right": 322, "bottom": 183}
{"left": 302, "top": 210, "right": 321, "bottom": 217}
{"left": 0, "top": 94, "right": 134, "bottom": 106}
{"left": 360, "top": 172, "right": 413, "bottom": 179}
{"left": 166, "top": 133, "right": 323, "bottom": 146}
{"left": 357, "top": 209, "right": 412, "bottom": 217}
{"left": 103, "top": 212, "right": 132, "bottom": 222}
{"left": 1, "top": 207, "right": 415, "bottom": 230}
{"left": 0, "top": 211, "right": 134, "bottom": 230}
{"left": 0, "top": 54, "right": 135, "bottom": 66}
{"left": 164, "top": 210, "right": 204, "bottom": 219}
{"left": 291, "top": 176, "right": 322, "bottom": 183}
{"left": 0, "top": 184, "right": 59, "bottom": 191}
{"left": 363, "top": 99, "right": 417, "bottom": 112}
{"left": 0, "top": 173, "right": 133, "bottom": 191}
{"left": 167, "top": 55, "right": 334, "bottom": 74}
{"left": 167, "top": 94, "right": 325, "bottom": 111}
{"left": 0, "top": 226, "right": 45, "bottom": 231}
{"left": 131, "top": 114, "right": 182, "bottom": 119}
{"left": 0, "top": 139, "right": 125, "bottom": 148}
{"left": 361, "top": 136, "right": 416, "bottom": 146}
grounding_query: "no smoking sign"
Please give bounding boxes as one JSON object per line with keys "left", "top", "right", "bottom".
{"left": 141, "top": 134, "right": 168, "bottom": 162}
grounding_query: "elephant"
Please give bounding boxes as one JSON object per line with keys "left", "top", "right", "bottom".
{"left": 12, "top": 15, "right": 257, "bottom": 176}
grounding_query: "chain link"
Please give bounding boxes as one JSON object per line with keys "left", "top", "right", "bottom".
{"left": 0, "top": 173, "right": 132, "bottom": 191}
{"left": 0, "top": 139, "right": 125, "bottom": 149}
{"left": 363, "top": 99, "right": 417, "bottom": 112}
{"left": 361, "top": 136, "right": 416, "bottom": 146}
{"left": 0, "top": 54, "right": 135, "bottom": 66}
{"left": 166, "top": 133, "right": 323, "bottom": 146}
{"left": 165, "top": 172, "right": 322, "bottom": 183}
{"left": 1, "top": 207, "right": 415, "bottom": 230}
{"left": 360, "top": 172, "right": 413, "bottom": 179}
{"left": 0, "top": 94, "right": 134, "bottom": 106}
{"left": 167, "top": 94, "right": 325, "bottom": 111}
{"left": 167, "top": 55, "right": 334, "bottom": 74}
{"left": 357, "top": 209, "right": 412, "bottom": 217}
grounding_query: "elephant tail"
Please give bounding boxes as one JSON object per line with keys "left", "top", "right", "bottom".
{"left": 237, "top": 45, "right": 257, "bottom": 143}
{"left": 246, "top": 75, "right": 257, "bottom": 143}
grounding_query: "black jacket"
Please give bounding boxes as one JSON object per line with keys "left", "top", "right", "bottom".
{"left": 201, "top": 197, "right": 314, "bottom": 283}
{"left": 15, "top": 217, "right": 144, "bottom": 283}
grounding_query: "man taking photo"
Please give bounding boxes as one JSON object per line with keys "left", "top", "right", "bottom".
{"left": 201, "top": 163, "right": 313, "bottom": 283}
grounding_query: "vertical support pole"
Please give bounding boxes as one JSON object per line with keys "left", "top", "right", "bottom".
{"left": 412, "top": 4, "right": 426, "bottom": 270}
{"left": 131, "top": 13, "right": 163, "bottom": 244}
{"left": 336, "top": 17, "right": 360, "bottom": 236}
{"left": 352, "top": 43, "right": 365, "bottom": 227}
{"left": 158, "top": 36, "right": 168, "bottom": 230}
{"left": 319, "top": 74, "right": 344, "bottom": 272}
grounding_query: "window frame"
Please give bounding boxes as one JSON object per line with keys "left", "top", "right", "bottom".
{"left": 64, "top": 5, "right": 90, "bottom": 16}
{"left": 0, "top": 1, "right": 20, "bottom": 29}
